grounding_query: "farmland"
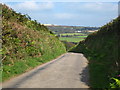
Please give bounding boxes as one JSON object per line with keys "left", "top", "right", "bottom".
{"left": 58, "top": 33, "right": 86, "bottom": 36}
{"left": 58, "top": 33, "right": 87, "bottom": 43}
{"left": 59, "top": 37, "right": 85, "bottom": 43}
{"left": 47, "top": 25, "right": 99, "bottom": 43}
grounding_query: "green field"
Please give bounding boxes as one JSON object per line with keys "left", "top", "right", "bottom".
{"left": 75, "top": 36, "right": 87, "bottom": 38}
{"left": 59, "top": 37, "right": 85, "bottom": 42}
{"left": 58, "top": 33, "right": 87, "bottom": 43}
{"left": 59, "top": 33, "right": 86, "bottom": 36}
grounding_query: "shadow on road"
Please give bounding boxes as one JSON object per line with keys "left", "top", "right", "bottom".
{"left": 69, "top": 51, "right": 90, "bottom": 87}
{"left": 79, "top": 66, "right": 90, "bottom": 87}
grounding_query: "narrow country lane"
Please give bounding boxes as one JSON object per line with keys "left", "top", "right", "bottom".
{"left": 2, "top": 53, "right": 89, "bottom": 88}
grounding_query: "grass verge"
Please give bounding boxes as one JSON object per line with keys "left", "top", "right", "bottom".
{"left": 2, "top": 51, "right": 65, "bottom": 82}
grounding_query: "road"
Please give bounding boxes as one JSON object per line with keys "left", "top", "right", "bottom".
{"left": 2, "top": 53, "right": 89, "bottom": 88}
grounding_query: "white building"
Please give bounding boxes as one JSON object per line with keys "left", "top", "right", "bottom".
{"left": 118, "top": 1, "right": 120, "bottom": 16}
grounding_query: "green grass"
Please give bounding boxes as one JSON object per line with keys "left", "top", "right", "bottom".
{"left": 2, "top": 51, "right": 65, "bottom": 81}
{"left": 85, "top": 51, "right": 110, "bottom": 88}
{"left": 59, "top": 37, "right": 84, "bottom": 42}
{"left": 70, "top": 16, "right": 120, "bottom": 88}
{"left": 70, "top": 44, "right": 114, "bottom": 88}
{"left": 2, "top": 37, "right": 66, "bottom": 82}
{"left": 58, "top": 33, "right": 88, "bottom": 43}
{"left": 74, "top": 36, "right": 87, "bottom": 38}
{"left": 59, "top": 33, "right": 86, "bottom": 36}
{"left": 2, "top": 4, "right": 66, "bottom": 82}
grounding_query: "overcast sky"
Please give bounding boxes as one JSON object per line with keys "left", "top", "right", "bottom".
{"left": 3, "top": 0, "right": 119, "bottom": 27}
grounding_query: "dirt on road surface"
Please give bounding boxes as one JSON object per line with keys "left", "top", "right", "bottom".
{"left": 2, "top": 53, "right": 89, "bottom": 88}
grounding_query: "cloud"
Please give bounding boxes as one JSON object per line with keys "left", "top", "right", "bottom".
{"left": 8, "top": 1, "right": 54, "bottom": 11}
{"left": 2, "top": 0, "right": 120, "bottom": 2}
{"left": 18, "top": 1, "right": 39, "bottom": 10}
{"left": 5, "top": 2, "right": 118, "bottom": 26}
{"left": 54, "top": 13, "right": 77, "bottom": 19}
{"left": 65, "top": 2, "right": 117, "bottom": 13}
{"left": 82, "top": 2, "right": 117, "bottom": 12}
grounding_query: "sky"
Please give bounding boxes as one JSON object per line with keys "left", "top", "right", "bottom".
{"left": 3, "top": 0, "right": 119, "bottom": 27}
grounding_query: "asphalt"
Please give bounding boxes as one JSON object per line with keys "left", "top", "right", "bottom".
{"left": 2, "top": 53, "right": 89, "bottom": 88}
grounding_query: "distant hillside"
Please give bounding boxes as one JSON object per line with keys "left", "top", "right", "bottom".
{"left": 1, "top": 4, "right": 66, "bottom": 81}
{"left": 70, "top": 16, "right": 120, "bottom": 88}
{"left": 46, "top": 25, "right": 99, "bottom": 34}
{"left": 46, "top": 25, "right": 99, "bottom": 45}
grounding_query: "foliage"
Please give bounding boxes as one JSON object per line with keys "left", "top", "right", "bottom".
{"left": 61, "top": 41, "right": 76, "bottom": 51}
{"left": 58, "top": 33, "right": 87, "bottom": 43}
{"left": 70, "top": 16, "right": 120, "bottom": 88}
{"left": 47, "top": 25, "right": 99, "bottom": 34}
{"left": 110, "top": 77, "right": 120, "bottom": 88}
{"left": 1, "top": 4, "right": 66, "bottom": 82}
{"left": 58, "top": 33, "right": 86, "bottom": 36}
{"left": 59, "top": 37, "right": 85, "bottom": 43}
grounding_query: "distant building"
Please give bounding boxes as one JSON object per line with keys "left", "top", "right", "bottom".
{"left": 118, "top": 1, "right": 120, "bottom": 16}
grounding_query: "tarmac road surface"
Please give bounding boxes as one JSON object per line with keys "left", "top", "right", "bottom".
{"left": 2, "top": 53, "right": 89, "bottom": 88}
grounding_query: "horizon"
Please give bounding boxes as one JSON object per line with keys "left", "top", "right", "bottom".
{"left": 43, "top": 24, "right": 100, "bottom": 27}
{"left": 3, "top": 1, "right": 119, "bottom": 27}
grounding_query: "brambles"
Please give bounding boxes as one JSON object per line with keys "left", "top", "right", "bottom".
{"left": 1, "top": 4, "right": 66, "bottom": 81}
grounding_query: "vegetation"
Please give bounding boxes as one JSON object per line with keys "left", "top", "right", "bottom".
{"left": 58, "top": 33, "right": 86, "bottom": 36}
{"left": 61, "top": 41, "right": 75, "bottom": 51}
{"left": 1, "top": 4, "right": 66, "bottom": 82}
{"left": 47, "top": 24, "right": 98, "bottom": 49}
{"left": 70, "top": 16, "right": 120, "bottom": 88}
{"left": 59, "top": 37, "right": 84, "bottom": 43}
{"left": 47, "top": 25, "right": 99, "bottom": 34}
{"left": 58, "top": 32, "right": 87, "bottom": 43}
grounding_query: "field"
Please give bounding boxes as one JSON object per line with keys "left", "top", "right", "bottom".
{"left": 58, "top": 33, "right": 88, "bottom": 43}
{"left": 58, "top": 33, "right": 86, "bottom": 36}
{"left": 47, "top": 26, "right": 98, "bottom": 43}
{"left": 59, "top": 37, "right": 85, "bottom": 42}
